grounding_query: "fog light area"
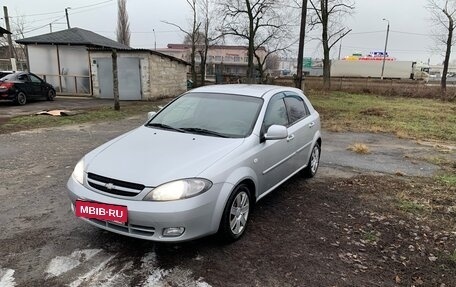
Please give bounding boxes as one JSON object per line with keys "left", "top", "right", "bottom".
{"left": 163, "top": 227, "right": 185, "bottom": 237}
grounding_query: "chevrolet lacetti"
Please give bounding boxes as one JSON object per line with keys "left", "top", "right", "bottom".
{"left": 66, "top": 84, "right": 321, "bottom": 242}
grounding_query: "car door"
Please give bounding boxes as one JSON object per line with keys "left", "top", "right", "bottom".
{"left": 29, "top": 74, "right": 45, "bottom": 99}
{"left": 284, "top": 92, "right": 318, "bottom": 172}
{"left": 256, "top": 93, "right": 296, "bottom": 195}
{"left": 16, "top": 74, "right": 33, "bottom": 95}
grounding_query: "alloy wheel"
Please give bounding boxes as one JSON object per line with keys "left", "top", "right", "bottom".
{"left": 229, "top": 190, "right": 250, "bottom": 235}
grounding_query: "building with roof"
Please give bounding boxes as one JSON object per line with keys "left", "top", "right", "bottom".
{"left": 158, "top": 44, "right": 267, "bottom": 81}
{"left": 16, "top": 28, "right": 188, "bottom": 99}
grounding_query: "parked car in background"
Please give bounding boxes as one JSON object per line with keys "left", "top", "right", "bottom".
{"left": 67, "top": 84, "right": 321, "bottom": 243}
{"left": 0, "top": 72, "right": 56, "bottom": 105}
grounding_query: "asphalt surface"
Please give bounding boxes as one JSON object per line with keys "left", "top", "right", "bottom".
{"left": 0, "top": 108, "right": 453, "bottom": 286}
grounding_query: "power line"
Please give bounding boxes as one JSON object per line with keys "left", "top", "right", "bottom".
{"left": 93, "top": 30, "right": 181, "bottom": 34}
{"left": 9, "top": 0, "right": 114, "bottom": 18}
{"left": 15, "top": 1, "right": 116, "bottom": 36}
{"left": 20, "top": 16, "right": 66, "bottom": 35}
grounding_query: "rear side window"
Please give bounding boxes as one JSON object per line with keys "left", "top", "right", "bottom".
{"left": 284, "top": 95, "right": 309, "bottom": 125}
{"left": 18, "top": 74, "right": 29, "bottom": 81}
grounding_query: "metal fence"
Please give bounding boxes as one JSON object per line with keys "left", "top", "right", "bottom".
{"left": 40, "top": 74, "right": 92, "bottom": 96}
{"left": 0, "top": 59, "right": 28, "bottom": 71}
{"left": 273, "top": 77, "right": 448, "bottom": 99}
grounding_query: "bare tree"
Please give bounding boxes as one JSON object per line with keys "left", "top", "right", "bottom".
{"left": 164, "top": 0, "right": 201, "bottom": 87}
{"left": 309, "top": 0, "right": 354, "bottom": 90}
{"left": 296, "top": 0, "right": 308, "bottom": 89}
{"left": 197, "top": 0, "right": 213, "bottom": 86}
{"left": 427, "top": 0, "right": 456, "bottom": 100}
{"left": 0, "top": 14, "right": 28, "bottom": 69}
{"left": 116, "top": 0, "right": 131, "bottom": 46}
{"left": 254, "top": 39, "right": 296, "bottom": 83}
{"left": 218, "top": 0, "right": 292, "bottom": 83}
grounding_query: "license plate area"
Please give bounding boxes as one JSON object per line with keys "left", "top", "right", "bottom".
{"left": 75, "top": 200, "right": 128, "bottom": 223}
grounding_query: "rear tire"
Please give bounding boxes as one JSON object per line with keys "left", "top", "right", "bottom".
{"left": 303, "top": 142, "right": 321, "bottom": 178}
{"left": 47, "top": 89, "right": 56, "bottom": 101}
{"left": 218, "top": 184, "right": 251, "bottom": 242}
{"left": 15, "top": 92, "right": 27, "bottom": 106}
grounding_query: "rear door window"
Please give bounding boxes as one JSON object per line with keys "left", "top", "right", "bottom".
{"left": 284, "top": 93, "right": 310, "bottom": 125}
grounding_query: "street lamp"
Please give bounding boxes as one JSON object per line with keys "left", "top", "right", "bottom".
{"left": 65, "top": 7, "right": 71, "bottom": 29}
{"left": 380, "top": 18, "right": 390, "bottom": 80}
{"left": 153, "top": 29, "right": 156, "bottom": 50}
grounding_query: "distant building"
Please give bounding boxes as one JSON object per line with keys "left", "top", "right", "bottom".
{"left": 158, "top": 44, "right": 267, "bottom": 78}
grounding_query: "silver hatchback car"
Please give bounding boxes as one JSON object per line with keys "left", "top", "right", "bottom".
{"left": 67, "top": 85, "right": 321, "bottom": 242}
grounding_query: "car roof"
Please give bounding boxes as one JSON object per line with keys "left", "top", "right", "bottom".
{"left": 189, "top": 84, "right": 304, "bottom": 98}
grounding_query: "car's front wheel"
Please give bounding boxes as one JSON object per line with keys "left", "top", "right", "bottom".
{"left": 47, "top": 89, "right": 56, "bottom": 101}
{"left": 15, "top": 91, "right": 27, "bottom": 106}
{"left": 218, "top": 184, "right": 251, "bottom": 242}
{"left": 303, "top": 142, "right": 321, "bottom": 178}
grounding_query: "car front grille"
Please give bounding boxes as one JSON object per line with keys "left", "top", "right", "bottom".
{"left": 88, "top": 218, "right": 156, "bottom": 237}
{"left": 87, "top": 173, "right": 145, "bottom": 197}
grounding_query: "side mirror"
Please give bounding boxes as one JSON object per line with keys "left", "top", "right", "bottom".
{"left": 147, "top": 111, "right": 157, "bottom": 121}
{"left": 264, "top": 125, "right": 288, "bottom": 140}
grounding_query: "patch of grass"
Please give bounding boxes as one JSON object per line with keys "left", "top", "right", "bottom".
{"left": 0, "top": 101, "right": 167, "bottom": 134}
{"left": 449, "top": 250, "right": 456, "bottom": 264}
{"left": 437, "top": 174, "right": 456, "bottom": 186}
{"left": 308, "top": 92, "right": 456, "bottom": 142}
{"left": 362, "top": 230, "right": 379, "bottom": 243}
{"left": 347, "top": 143, "right": 370, "bottom": 154}
{"left": 397, "top": 199, "right": 427, "bottom": 215}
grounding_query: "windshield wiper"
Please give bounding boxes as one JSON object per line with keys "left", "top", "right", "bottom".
{"left": 180, "top": 127, "right": 229, "bottom": 138}
{"left": 146, "top": 123, "right": 186, "bottom": 133}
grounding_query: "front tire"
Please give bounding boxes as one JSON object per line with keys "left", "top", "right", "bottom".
{"left": 47, "top": 89, "right": 56, "bottom": 101}
{"left": 303, "top": 142, "right": 321, "bottom": 178}
{"left": 15, "top": 91, "right": 27, "bottom": 106}
{"left": 218, "top": 184, "right": 251, "bottom": 242}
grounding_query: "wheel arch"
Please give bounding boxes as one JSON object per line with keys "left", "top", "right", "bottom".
{"left": 210, "top": 167, "right": 258, "bottom": 232}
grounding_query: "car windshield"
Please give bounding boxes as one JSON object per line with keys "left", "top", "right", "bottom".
{"left": 147, "top": 92, "right": 263, "bottom": 138}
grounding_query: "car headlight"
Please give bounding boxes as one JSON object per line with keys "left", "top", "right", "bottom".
{"left": 72, "top": 159, "right": 85, "bottom": 185}
{"left": 143, "top": 179, "right": 212, "bottom": 201}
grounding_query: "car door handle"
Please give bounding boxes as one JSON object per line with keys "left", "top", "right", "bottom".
{"left": 309, "top": 122, "right": 315, "bottom": 128}
{"left": 287, "top": 134, "right": 295, "bottom": 142}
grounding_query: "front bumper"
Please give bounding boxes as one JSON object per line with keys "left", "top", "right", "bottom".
{"left": 66, "top": 176, "right": 223, "bottom": 242}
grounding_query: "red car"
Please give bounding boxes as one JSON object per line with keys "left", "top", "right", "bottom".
{"left": 0, "top": 72, "right": 56, "bottom": 105}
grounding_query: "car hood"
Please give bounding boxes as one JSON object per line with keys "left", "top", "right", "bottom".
{"left": 85, "top": 126, "right": 244, "bottom": 187}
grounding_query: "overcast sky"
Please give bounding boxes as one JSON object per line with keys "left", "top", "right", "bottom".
{"left": 1, "top": 0, "right": 445, "bottom": 64}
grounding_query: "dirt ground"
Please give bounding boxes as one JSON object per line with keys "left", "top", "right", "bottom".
{"left": 0, "top": 113, "right": 455, "bottom": 287}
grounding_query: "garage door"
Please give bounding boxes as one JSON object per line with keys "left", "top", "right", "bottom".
{"left": 96, "top": 57, "right": 142, "bottom": 100}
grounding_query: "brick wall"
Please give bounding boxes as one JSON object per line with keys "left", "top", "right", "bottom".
{"left": 148, "top": 55, "right": 187, "bottom": 99}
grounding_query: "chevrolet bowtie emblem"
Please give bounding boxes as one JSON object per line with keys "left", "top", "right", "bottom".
{"left": 105, "top": 183, "right": 115, "bottom": 190}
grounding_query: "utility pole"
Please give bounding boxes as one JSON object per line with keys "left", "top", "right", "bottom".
{"left": 112, "top": 49, "right": 120, "bottom": 111}
{"left": 295, "top": 0, "right": 308, "bottom": 89}
{"left": 338, "top": 41, "right": 342, "bottom": 60}
{"left": 3, "top": 6, "right": 15, "bottom": 60}
{"left": 153, "top": 29, "right": 156, "bottom": 50}
{"left": 380, "top": 18, "right": 390, "bottom": 80}
{"left": 65, "top": 7, "right": 71, "bottom": 29}
{"left": 49, "top": 23, "right": 53, "bottom": 33}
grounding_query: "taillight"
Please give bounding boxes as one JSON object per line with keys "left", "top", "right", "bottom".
{"left": 0, "top": 82, "right": 14, "bottom": 89}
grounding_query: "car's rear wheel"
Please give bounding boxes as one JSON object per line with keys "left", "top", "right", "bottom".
{"left": 47, "top": 89, "right": 56, "bottom": 101}
{"left": 218, "top": 184, "right": 251, "bottom": 242}
{"left": 303, "top": 142, "right": 321, "bottom": 178}
{"left": 15, "top": 92, "right": 27, "bottom": 106}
